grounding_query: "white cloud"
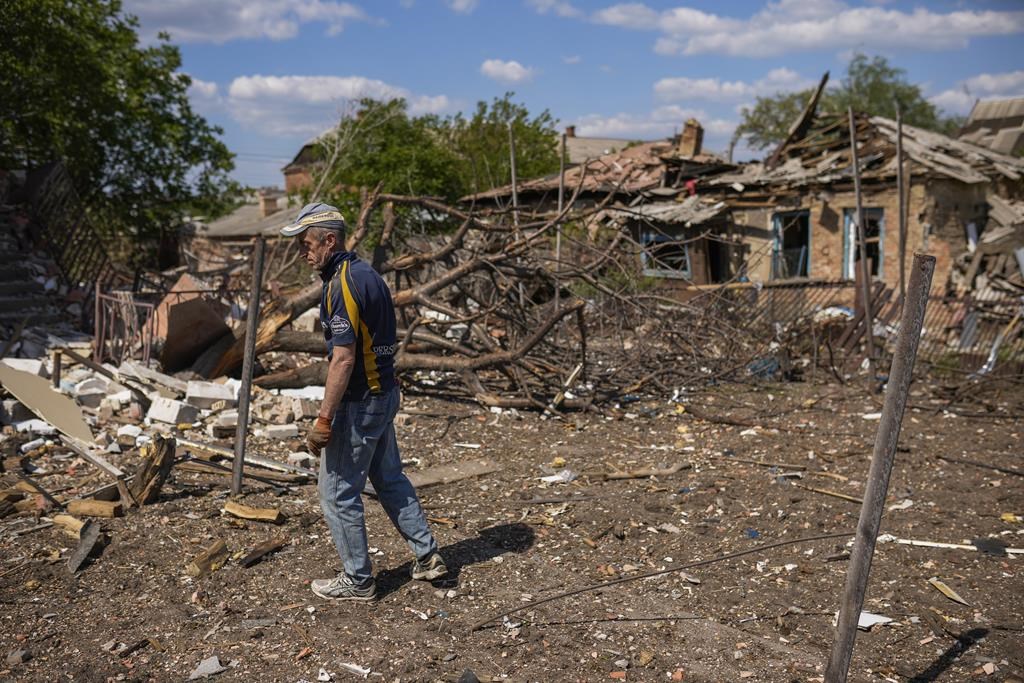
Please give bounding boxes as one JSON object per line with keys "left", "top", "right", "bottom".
{"left": 592, "top": 3, "right": 661, "bottom": 30}
{"left": 124, "top": 0, "right": 373, "bottom": 43}
{"left": 187, "top": 76, "right": 219, "bottom": 99}
{"left": 588, "top": 2, "right": 1024, "bottom": 57}
{"left": 654, "top": 68, "right": 813, "bottom": 102}
{"left": 930, "top": 69, "right": 1024, "bottom": 115}
{"left": 527, "top": 0, "right": 583, "bottom": 18}
{"left": 563, "top": 55, "right": 582, "bottom": 65}
{"left": 575, "top": 105, "right": 735, "bottom": 144}
{"left": 480, "top": 59, "right": 535, "bottom": 84}
{"left": 445, "top": 0, "right": 478, "bottom": 13}
{"left": 224, "top": 74, "right": 451, "bottom": 135}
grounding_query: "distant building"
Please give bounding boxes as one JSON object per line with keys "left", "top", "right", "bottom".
{"left": 959, "top": 98, "right": 1024, "bottom": 156}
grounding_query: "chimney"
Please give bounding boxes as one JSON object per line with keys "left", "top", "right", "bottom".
{"left": 259, "top": 192, "right": 280, "bottom": 218}
{"left": 565, "top": 125, "right": 576, "bottom": 138}
{"left": 678, "top": 118, "right": 703, "bottom": 158}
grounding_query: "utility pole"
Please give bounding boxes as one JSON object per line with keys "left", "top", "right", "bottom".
{"left": 232, "top": 235, "right": 266, "bottom": 495}
{"left": 848, "top": 107, "right": 875, "bottom": 371}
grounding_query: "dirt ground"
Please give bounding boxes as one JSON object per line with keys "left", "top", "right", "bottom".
{"left": 1, "top": 377, "right": 1022, "bottom": 683}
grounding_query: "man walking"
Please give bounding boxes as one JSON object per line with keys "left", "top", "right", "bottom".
{"left": 281, "top": 202, "right": 447, "bottom": 601}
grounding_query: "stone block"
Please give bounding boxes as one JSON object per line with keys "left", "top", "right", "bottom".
{"left": 287, "top": 451, "right": 318, "bottom": 469}
{"left": 293, "top": 306, "right": 320, "bottom": 333}
{"left": 185, "top": 381, "right": 237, "bottom": 410}
{"left": 146, "top": 397, "right": 199, "bottom": 425}
{"left": 1, "top": 358, "right": 46, "bottom": 377}
{"left": 263, "top": 423, "right": 299, "bottom": 439}
{"left": 290, "top": 397, "right": 318, "bottom": 420}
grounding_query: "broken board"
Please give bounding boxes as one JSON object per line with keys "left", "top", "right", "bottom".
{"left": 0, "top": 364, "right": 93, "bottom": 442}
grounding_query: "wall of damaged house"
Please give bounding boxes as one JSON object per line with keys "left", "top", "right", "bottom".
{"left": 722, "top": 180, "right": 993, "bottom": 293}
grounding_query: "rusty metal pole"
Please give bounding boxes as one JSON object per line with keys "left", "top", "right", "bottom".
{"left": 825, "top": 253, "right": 935, "bottom": 683}
{"left": 848, "top": 107, "right": 875, "bottom": 371}
{"left": 232, "top": 235, "right": 266, "bottom": 496}
{"left": 896, "top": 103, "right": 907, "bottom": 310}
{"left": 51, "top": 350, "right": 62, "bottom": 389}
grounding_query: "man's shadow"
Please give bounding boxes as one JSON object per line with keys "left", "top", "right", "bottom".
{"left": 909, "top": 628, "right": 989, "bottom": 682}
{"left": 375, "top": 522, "right": 534, "bottom": 599}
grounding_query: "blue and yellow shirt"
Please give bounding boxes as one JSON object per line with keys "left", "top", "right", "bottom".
{"left": 318, "top": 251, "right": 397, "bottom": 398}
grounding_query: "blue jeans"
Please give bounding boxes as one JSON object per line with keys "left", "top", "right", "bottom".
{"left": 318, "top": 386, "right": 437, "bottom": 584}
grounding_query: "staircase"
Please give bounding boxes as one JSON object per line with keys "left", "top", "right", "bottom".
{"left": 0, "top": 205, "right": 71, "bottom": 332}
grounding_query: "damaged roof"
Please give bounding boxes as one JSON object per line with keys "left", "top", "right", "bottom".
{"left": 463, "top": 140, "right": 674, "bottom": 202}
{"left": 705, "top": 112, "right": 1024, "bottom": 191}
{"left": 619, "top": 195, "right": 729, "bottom": 227}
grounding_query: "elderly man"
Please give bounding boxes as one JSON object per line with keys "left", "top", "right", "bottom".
{"left": 281, "top": 202, "right": 446, "bottom": 601}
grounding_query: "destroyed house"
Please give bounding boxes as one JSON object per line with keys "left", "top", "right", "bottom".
{"left": 669, "top": 111, "right": 1024, "bottom": 292}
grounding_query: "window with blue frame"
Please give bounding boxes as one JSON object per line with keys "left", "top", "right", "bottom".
{"left": 640, "top": 228, "right": 692, "bottom": 279}
{"left": 842, "top": 208, "right": 884, "bottom": 280}
{"left": 771, "top": 210, "right": 810, "bottom": 279}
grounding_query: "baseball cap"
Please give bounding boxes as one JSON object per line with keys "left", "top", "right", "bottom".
{"left": 280, "top": 202, "right": 347, "bottom": 237}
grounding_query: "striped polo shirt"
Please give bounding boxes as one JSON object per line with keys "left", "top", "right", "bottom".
{"left": 318, "top": 251, "right": 397, "bottom": 398}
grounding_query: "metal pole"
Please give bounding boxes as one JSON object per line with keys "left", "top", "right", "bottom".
{"left": 52, "top": 350, "right": 62, "bottom": 389}
{"left": 896, "top": 103, "right": 907, "bottom": 310}
{"left": 825, "top": 253, "right": 935, "bottom": 683}
{"left": 232, "top": 236, "right": 266, "bottom": 496}
{"left": 848, "top": 107, "right": 875, "bottom": 371}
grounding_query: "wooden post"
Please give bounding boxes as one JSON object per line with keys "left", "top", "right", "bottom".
{"left": 52, "top": 350, "right": 62, "bottom": 389}
{"left": 848, "top": 107, "right": 875, "bottom": 371}
{"left": 508, "top": 122, "right": 520, "bottom": 231}
{"left": 896, "top": 103, "right": 907, "bottom": 309}
{"left": 555, "top": 132, "right": 566, "bottom": 342}
{"left": 232, "top": 236, "right": 266, "bottom": 496}
{"left": 825, "top": 253, "right": 935, "bottom": 683}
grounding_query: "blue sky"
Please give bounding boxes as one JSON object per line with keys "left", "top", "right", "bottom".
{"left": 124, "top": 0, "right": 1024, "bottom": 188}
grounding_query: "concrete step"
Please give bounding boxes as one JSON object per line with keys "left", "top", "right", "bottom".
{"left": 0, "top": 296, "right": 58, "bottom": 314}
{"left": 0, "top": 280, "right": 43, "bottom": 295}
{"left": 0, "top": 309, "right": 66, "bottom": 326}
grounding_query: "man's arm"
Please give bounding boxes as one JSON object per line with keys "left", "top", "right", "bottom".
{"left": 320, "top": 342, "right": 356, "bottom": 420}
{"left": 307, "top": 342, "right": 356, "bottom": 453}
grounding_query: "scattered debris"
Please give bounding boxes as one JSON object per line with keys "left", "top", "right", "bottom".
{"left": 928, "top": 577, "right": 970, "bottom": 606}
{"left": 188, "top": 655, "right": 228, "bottom": 680}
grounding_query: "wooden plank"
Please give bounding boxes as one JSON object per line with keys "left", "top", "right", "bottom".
{"left": 67, "top": 499, "right": 123, "bottom": 518}
{"left": 66, "top": 520, "right": 102, "bottom": 574}
{"left": 406, "top": 458, "right": 501, "bottom": 489}
{"left": 239, "top": 536, "right": 289, "bottom": 568}
{"left": 223, "top": 500, "right": 284, "bottom": 524}
{"left": 187, "top": 539, "right": 229, "bottom": 577}
{"left": 52, "top": 514, "right": 85, "bottom": 538}
{"left": 129, "top": 435, "right": 176, "bottom": 505}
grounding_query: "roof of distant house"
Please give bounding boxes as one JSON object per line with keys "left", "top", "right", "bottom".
{"left": 959, "top": 97, "right": 1024, "bottom": 156}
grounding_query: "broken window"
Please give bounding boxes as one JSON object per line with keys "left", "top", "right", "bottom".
{"left": 640, "top": 228, "right": 691, "bottom": 279}
{"left": 771, "top": 210, "right": 810, "bottom": 279}
{"left": 843, "top": 208, "right": 884, "bottom": 280}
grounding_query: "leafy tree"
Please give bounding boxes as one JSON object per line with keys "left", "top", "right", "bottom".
{"left": 444, "top": 92, "right": 561, "bottom": 196}
{"left": 0, "top": 0, "right": 235, "bottom": 266}
{"left": 734, "top": 53, "right": 963, "bottom": 151}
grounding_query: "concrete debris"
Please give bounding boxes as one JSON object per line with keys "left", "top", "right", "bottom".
{"left": 1, "top": 357, "right": 47, "bottom": 377}
{"left": 188, "top": 655, "right": 228, "bottom": 680}
{"left": 185, "top": 380, "right": 237, "bottom": 410}
{"left": 261, "top": 423, "right": 299, "bottom": 439}
{"left": 290, "top": 396, "right": 318, "bottom": 420}
{"left": 287, "top": 451, "right": 318, "bottom": 469}
{"left": 146, "top": 397, "right": 199, "bottom": 425}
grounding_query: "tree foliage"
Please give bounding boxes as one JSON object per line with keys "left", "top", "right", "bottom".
{"left": 734, "top": 54, "right": 963, "bottom": 151}
{"left": 312, "top": 93, "right": 560, "bottom": 204}
{"left": 0, "top": 0, "right": 235, "bottom": 264}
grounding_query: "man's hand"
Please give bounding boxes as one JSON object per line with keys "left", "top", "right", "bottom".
{"left": 307, "top": 416, "right": 333, "bottom": 453}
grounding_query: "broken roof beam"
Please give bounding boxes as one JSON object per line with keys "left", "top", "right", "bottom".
{"left": 766, "top": 71, "right": 830, "bottom": 170}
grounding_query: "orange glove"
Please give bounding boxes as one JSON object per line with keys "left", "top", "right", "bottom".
{"left": 306, "top": 416, "right": 333, "bottom": 453}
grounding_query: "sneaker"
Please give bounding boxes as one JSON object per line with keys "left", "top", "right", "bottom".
{"left": 311, "top": 574, "right": 376, "bottom": 601}
{"left": 410, "top": 552, "right": 448, "bottom": 581}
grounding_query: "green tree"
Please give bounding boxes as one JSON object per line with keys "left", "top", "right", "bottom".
{"left": 734, "top": 53, "right": 963, "bottom": 151}
{"left": 0, "top": 0, "right": 235, "bottom": 266}
{"left": 444, "top": 92, "right": 561, "bottom": 196}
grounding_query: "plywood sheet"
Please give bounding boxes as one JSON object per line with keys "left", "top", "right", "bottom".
{"left": 0, "top": 363, "right": 94, "bottom": 442}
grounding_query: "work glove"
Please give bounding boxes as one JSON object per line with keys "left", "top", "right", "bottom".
{"left": 306, "top": 416, "right": 333, "bottom": 453}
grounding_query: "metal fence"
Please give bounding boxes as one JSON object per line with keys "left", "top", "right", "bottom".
{"left": 689, "top": 279, "right": 1023, "bottom": 376}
